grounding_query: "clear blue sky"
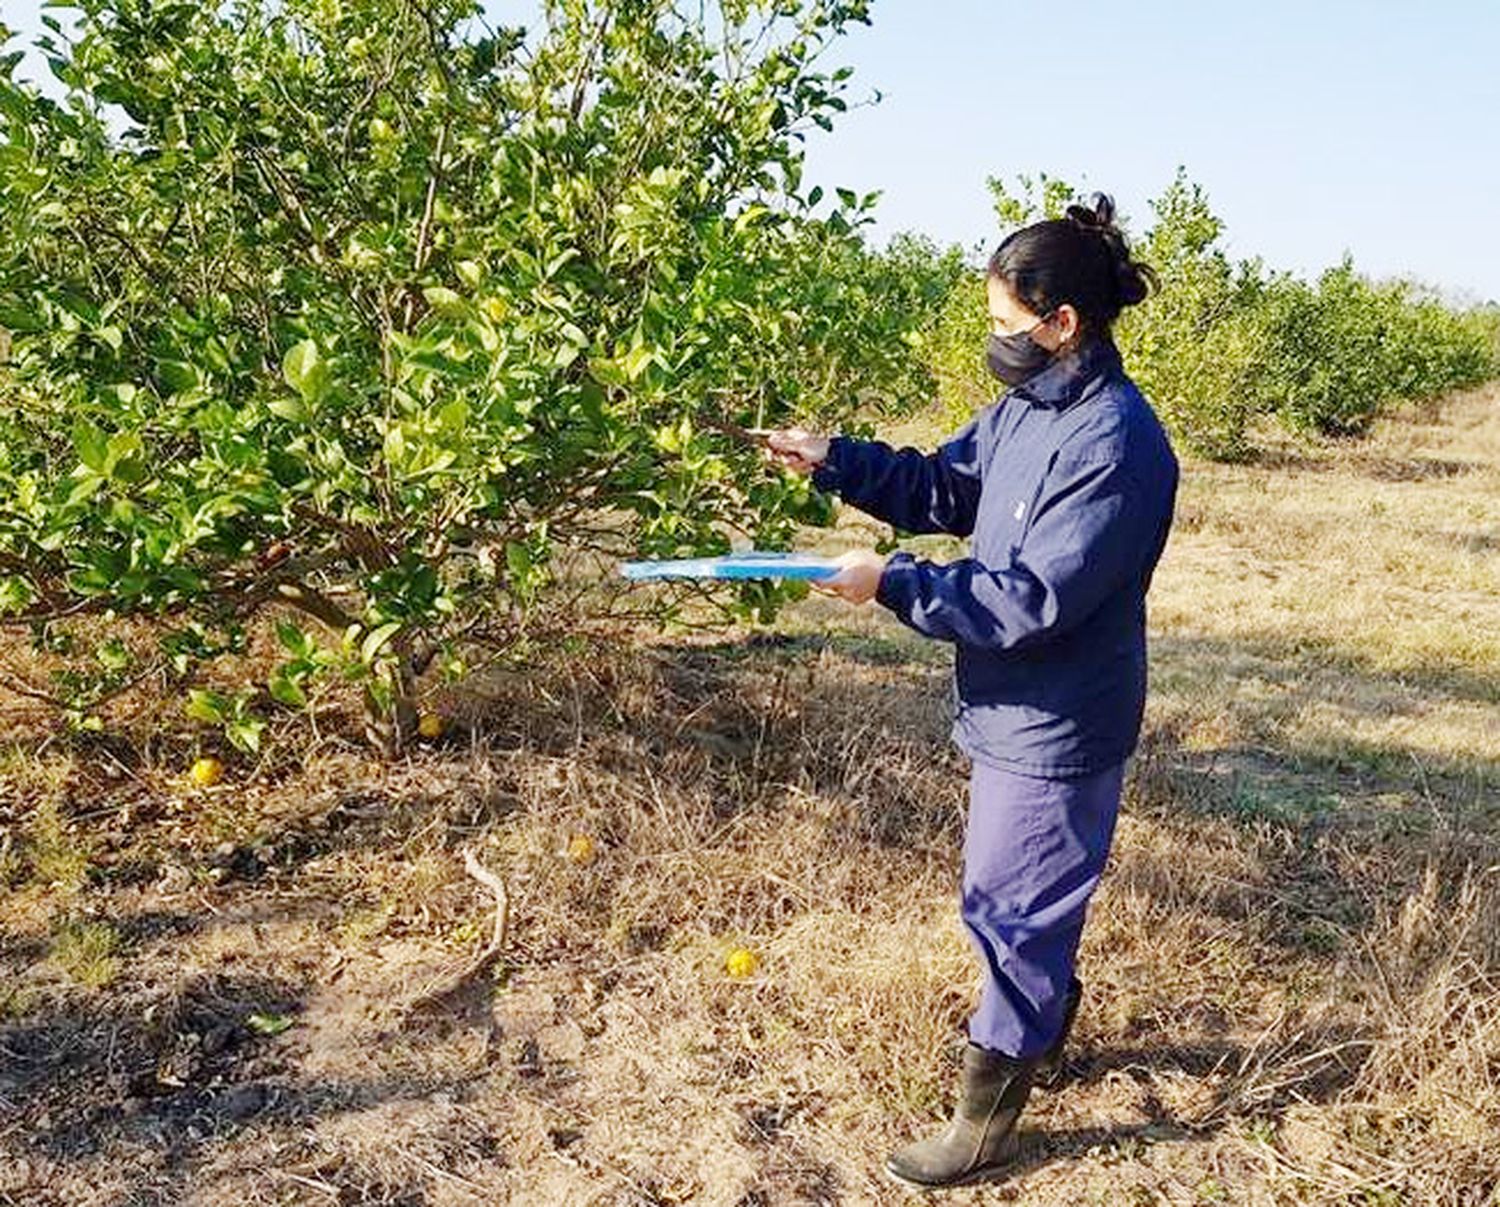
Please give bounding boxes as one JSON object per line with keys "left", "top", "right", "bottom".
{"left": 7, "top": 1, "right": 1498, "bottom": 301}
{"left": 790, "top": 0, "right": 1500, "bottom": 302}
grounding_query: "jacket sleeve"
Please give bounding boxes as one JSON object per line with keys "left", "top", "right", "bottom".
{"left": 874, "top": 455, "right": 1150, "bottom": 650}
{"left": 810, "top": 422, "right": 983, "bottom": 537}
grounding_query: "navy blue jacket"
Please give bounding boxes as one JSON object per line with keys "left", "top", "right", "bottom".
{"left": 812, "top": 339, "right": 1178, "bottom": 776}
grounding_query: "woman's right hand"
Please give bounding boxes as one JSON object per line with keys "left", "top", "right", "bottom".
{"left": 764, "top": 428, "right": 831, "bottom": 475}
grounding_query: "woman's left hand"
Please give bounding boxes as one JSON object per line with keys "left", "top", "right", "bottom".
{"left": 815, "top": 548, "right": 889, "bottom": 605}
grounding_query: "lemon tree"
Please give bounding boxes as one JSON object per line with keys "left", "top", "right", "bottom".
{"left": 0, "top": 0, "right": 945, "bottom": 752}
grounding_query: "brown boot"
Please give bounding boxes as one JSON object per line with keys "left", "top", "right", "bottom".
{"left": 885, "top": 1044, "right": 1036, "bottom": 1189}
{"left": 1036, "top": 976, "right": 1083, "bottom": 1087}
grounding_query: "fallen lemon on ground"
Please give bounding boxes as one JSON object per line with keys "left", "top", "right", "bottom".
{"left": 417, "top": 713, "right": 446, "bottom": 740}
{"left": 566, "top": 833, "right": 596, "bottom": 864}
{"left": 189, "top": 757, "right": 223, "bottom": 788}
{"left": 725, "top": 947, "right": 760, "bottom": 978}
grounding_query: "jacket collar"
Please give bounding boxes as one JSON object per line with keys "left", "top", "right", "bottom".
{"left": 1012, "top": 337, "right": 1121, "bottom": 410}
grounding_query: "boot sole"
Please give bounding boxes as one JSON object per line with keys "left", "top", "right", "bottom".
{"left": 884, "top": 1160, "right": 1014, "bottom": 1191}
{"left": 884, "top": 1143, "right": 1020, "bottom": 1193}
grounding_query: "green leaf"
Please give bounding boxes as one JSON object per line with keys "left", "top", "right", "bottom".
{"left": 96, "top": 638, "right": 131, "bottom": 672}
{"left": 0, "top": 301, "right": 41, "bottom": 333}
{"left": 505, "top": 541, "right": 532, "bottom": 579}
{"left": 587, "top": 357, "right": 627, "bottom": 388}
{"left": 0, "top": 577, "right": 34, "bottom": 616}
{"left": 245, "top": 1011, "right": 295, "bottom": 1036}
{"left": 185, "top": 689, "right": 228, "bottom": 725}
{"left": 267, "top": 395, "right": 307, "bottom": 423}
{"left": 275, "top": 620, "right": 312, "bottom": 658}
{"left": 63, "top": 473, "right": 104, "bottom": 509}
{"left": 359, "top": 621, "right": 402, "bottom": 665}
{"left": 364, "top": 677, "right": 394, "bottom": 712}
{"left": 105, "top": 432, "right": 143, "bottom": 482}
{"left": 157, "top": 360, "right": 201, "bottom": 396}
{"left": 422, "top": 286, "right": 467, "bottom": 317}
{"left": 268, "top": 669, "right": 308, "bottom": 709}
{"left": 281, "top": 340, "right": 329, "bottom": 405}
{"left": 623, "top": 344, "right": 655, "bottom": 381}
{"left": 72, "top": 422, "right": 108, "bottom": 474}
{"left": 382, "top": 423, "right": 406, "bottom": 465}
{"left": 545, "top": 249, "right": 579, "bottom": 277}
{"left": 226, "top": 716, "right": 264, "bottom": 755}
{"left": 734, "top": 204, "right": 769, "bottom": 233}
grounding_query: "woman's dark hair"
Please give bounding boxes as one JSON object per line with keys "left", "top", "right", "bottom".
{"left": 987, "top": 192, "right": 1157, "bottom": 335}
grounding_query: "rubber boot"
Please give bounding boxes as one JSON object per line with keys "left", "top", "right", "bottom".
{"left": 1035, "top": 976, "right": 1082, "bottom": 1087}
{"left": 885, "top": 1043, "right": 1036, "bottom": 1189}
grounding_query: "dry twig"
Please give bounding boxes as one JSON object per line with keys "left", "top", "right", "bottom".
{"left": 400, "top": 847, "right": 510, "bottom": 1013}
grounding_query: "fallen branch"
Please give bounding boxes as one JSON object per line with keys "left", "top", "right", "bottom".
{"left": 462, "top": 847, "right": 510, "bottom": 957}
{"left": 400, "top": 847, "right": 510, "bottom": 1013}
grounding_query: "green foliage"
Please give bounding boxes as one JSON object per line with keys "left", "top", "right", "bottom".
{"left": 1258, "top": 263, "right": 1498, "bottom": 436}
{"left": 928, "top": 168, "right": 1499, "bottom": 458}
{"left": 0, "top": 0, "right": 938, "bottom": 750}
{"left": 988, "top": 171, "right": 1080, "bottom": 227}
{"left": 845, "top": 231, "right": 968, "bottom": 416}
{"left": 927, "top": 270, "right": 988, "bottom": 430}
{"left": 185, "top": 687, "right": 266, "bottom": 755}
{"left": 1119, "top": 171, "right": 1273, "bottom": 459}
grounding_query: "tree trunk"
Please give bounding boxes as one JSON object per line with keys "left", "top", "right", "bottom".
{"left": 362, "top": 637, "right": 420, "bottom": 758}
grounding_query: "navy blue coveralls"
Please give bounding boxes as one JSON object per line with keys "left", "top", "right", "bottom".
{"left": 811, "top": 337, "right": 1178, "bottom": 1058}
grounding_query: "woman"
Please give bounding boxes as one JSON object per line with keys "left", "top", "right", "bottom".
{"left": 767, "top": 194, "right": 1178, "bottom": 1189}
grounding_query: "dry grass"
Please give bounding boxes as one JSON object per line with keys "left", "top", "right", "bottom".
{"left": 1, "top": 386, "right": 1499, "bottom": 1205}
{"left": 46, "top": 919, "right": 124, "bottom": 990}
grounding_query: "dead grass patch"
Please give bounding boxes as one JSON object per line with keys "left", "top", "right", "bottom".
{"left": 2, "top": 385, "right": 1498, "bottom": 1204}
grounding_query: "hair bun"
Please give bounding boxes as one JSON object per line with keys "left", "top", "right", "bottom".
{"left": 1065, "top": 192, "right": 1116, "bottom": 231}
{"left": 1064, "top": 191, "right": 1154, "bottom": 306}
{"left": 1114, "top": 259, "right": 1152, "bottom": 306}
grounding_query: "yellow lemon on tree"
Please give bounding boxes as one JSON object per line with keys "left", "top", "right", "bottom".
{"left": 417, "top": 712, "right": 445, "bottom": 740}
{"left": 566, "top": 833, "right": 596, "bottom": 865}
{"left": 724, "top": 947, "right": 759, "bottom": 979}
{"left": 189, "top": 757, "right": 224, "bottom": 788}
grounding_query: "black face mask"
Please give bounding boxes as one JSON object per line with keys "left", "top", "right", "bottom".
{"left": 985, "top": 315, "right": 1056, "bottom": 386}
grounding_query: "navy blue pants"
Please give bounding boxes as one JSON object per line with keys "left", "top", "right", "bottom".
{"left": 961, "top": 759, "right": 1125, "bottom": 1058}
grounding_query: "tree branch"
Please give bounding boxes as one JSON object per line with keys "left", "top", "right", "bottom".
{"left": 401, "top": 119, "right": 451, "bottom": 333}
{"left": 274, "top": 581, "right": 359, "bottom": 632}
